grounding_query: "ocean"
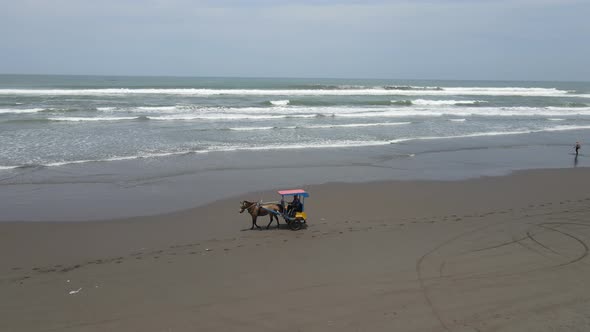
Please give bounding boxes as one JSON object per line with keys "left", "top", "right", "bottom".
{"left": 1, "top": 75, "right": 589, "bottom": 220}
{"left": 1, "top": 75, "right": 589, "bottom": 169}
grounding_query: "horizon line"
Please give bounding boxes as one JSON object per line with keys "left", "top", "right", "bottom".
{"left": 0, "top": 73, "right": 588, "bottom": 84}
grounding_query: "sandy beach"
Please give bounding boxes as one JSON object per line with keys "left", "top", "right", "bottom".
{"left": 2, "top": 167, "right": 590, "bottom": 331}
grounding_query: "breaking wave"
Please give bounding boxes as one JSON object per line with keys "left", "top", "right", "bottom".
{"left": 412, "top": 99, "right": 486, "bottom": 106}
{"left": 269, "top": 100, "right": 290, "bottom": 106}
{"left": 383, "top": 86, "right": 443, "bottom": 91}
{"left": 0, "top": 108, "right": 45, "bottom": 114}
{"left": 228, "top": 122, "right": 412, "bottom": 131}
{"left": 13, "top": 105, "right": 590, "bottom": 123}
{"left": 390, "top": 99, "right": 486, "bottom": 106}
{"left": 48, "top": 116, "right": 140, "bottom": 122}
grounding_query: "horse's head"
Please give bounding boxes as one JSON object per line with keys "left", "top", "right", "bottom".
{"left": 239, "top": 201, "right": 249, "bottom": 213}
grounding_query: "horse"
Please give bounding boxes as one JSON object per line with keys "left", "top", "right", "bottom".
{"left": 239, "top": 200, "right": 284, "bottom": 230}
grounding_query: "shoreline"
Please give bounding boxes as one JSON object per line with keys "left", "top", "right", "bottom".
{"left": 1, "top": 128, "right": 586, "bottom": 222}
{"left": 1, "top": 165, "right": 588, "bottom": 224}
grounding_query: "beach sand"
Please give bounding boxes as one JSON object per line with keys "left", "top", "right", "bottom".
{"left": 2, "top": 168, "right": 590, "bottom": 331}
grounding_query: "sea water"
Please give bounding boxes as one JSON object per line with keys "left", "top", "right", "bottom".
{"left": 1, "top": 75, "right": 589, "bottom": 169}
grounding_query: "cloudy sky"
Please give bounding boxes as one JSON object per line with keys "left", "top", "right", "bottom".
{"left": 1, "top": 0, "right": 589, "bottom": 81}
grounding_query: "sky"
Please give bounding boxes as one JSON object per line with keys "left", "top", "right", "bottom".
{"left": 1, "top": 0, "right": 589, "bottom": 81}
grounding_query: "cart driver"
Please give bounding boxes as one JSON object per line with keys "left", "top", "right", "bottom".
{"left": 287, "top": 195, "right": 302, "bottom": 216}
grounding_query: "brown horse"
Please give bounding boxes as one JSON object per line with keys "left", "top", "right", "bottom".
{"left": 239, "top": 200, "right": 284, "bottom": 230}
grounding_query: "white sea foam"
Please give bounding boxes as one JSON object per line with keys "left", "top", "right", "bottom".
{"left": 338, "top": 106, "right": 590, "bottom": 118}
{"left": 412, "top": 99, "right": 485, "bottom": 106}
{"left": 136, "top": 106, "right": 177, "bottom": 111}
{"left": 147, "top": 113, "right": 317, "bottom": 121}
{"left": 136, "top": 106, "right": 179, "bottom": 111}
{"left": 0, "top": 87, "right": 585, "bottom": 97}
{"left": 48, "top": 116, "right": 138, "bottom": 122}
{"left": 98, "top": 106, "right": 181, "bottom": 113}
{"left": 390, "top": 125, "right": 590, "bottom": 144}
{"left": 168, "top": 106, "right": 590, "bottom": 119}
{"left": 210, "top": 140, "right": 391, "bottom": 152}
{"left": 147, "top": 114, "right": 280, "bottom": 121}
{"left": 0, "top": 108, "right": 44, "bottom": 114}
{"left": 229, "top": 126, "right": 275, "bottom": 131}
{"left": 27, "top": 104, "right": 590, "bottom": 125}
{"left": 547, "top": 118, "right": 565, "bottom": 121}
{"left": 270, "top": 100, "right": 290, "bottom": 106}
{"left": 221, "top": 106, "right": 353, "bottom": 116}
{"left": 389, "top": 130, "right": 533, "bottom": 144}
{"left": 211, "top": 124, "right": 590, "bottom": 150}
{"left": 302, "top": 122, "right": 412, "bottom": 129}
{"left": 546, "top": 106, "right": 590, "bottom": 111}
{"left": 1, "top": 141, "right": 388, "bottom": 170}
{"left": 41, "top": 150, "right": 206, "bottom": 168}
{"left": 227, "top": 122, "right": 412, "bottom": 131}
{"left": 89, "top": 104, "right": 590, "bottom": 121}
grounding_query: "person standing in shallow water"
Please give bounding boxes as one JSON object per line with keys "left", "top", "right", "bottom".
{"left": 575, "top": 141, "right": 581, "bottom": 156}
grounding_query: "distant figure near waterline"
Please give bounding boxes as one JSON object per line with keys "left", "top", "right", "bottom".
{"left": 575, "top": 141, "right": 581, "bottom": 156}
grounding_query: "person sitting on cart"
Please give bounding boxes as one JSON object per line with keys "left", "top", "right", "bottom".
{"left": 287, "top": 195, "right": 302, "bottom": 216}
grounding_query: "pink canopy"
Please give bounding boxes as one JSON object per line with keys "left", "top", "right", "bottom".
{"left": 277, "top": 189, "right": 308, "bottom": 197}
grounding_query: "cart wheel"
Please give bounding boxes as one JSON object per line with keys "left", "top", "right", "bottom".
{"left": 289, "top": 220, "right": 303, "bottom": 231}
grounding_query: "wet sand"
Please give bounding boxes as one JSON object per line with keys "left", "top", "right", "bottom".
{"left": 2, "top": 168, "right": 590, "bottom": 331}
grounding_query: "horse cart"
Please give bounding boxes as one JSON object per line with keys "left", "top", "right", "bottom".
{"left": 240, "top": 189, "right": 309, "bottom": 231}
{"left": 275, "top": 189, "right": 308, "bottom": 230}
